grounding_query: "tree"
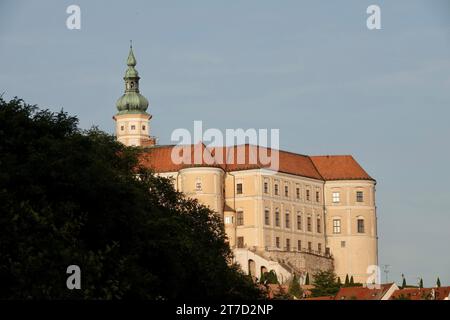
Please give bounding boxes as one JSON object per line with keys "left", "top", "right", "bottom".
{"left": 419, "top": 278, "right": 423, "bottom": 289}
{"left": 401, "top": 276, "right": 407, "bottom": 289}
{"left": 350, "top": 276, "right": 354, "bottom": 285}
{"left": 261, "top": 270, "right": 278, "bottom": 285}
{"left": 310, "top": 270, "right": 340, "bottom": 297}
{"left": 337, "top": 277, "right": 342, "bottom": 287}
{"left": 436, "top": 277, "right": 441, "bottom": 288}
{"left": 288, "top": 274, "right": 303, "bottom": 299}
{"left": 0, "top": 97, "right": 263, "bottom": 300}
{"left": 305, "top": 272, "right": 310, "bottom": 285}
{"left": 344, "top": 274, "right": 350, "bottom": 287}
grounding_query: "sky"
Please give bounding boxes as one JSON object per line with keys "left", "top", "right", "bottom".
{"left": 1, "top": 0, "right": 450, "bottom": 287}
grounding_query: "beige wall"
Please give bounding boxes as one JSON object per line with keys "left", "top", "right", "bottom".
{"left": 113, "top": 113, "right": 151, "bottom": 146}
{"left": 222, "top": 170, "right": 327, "bottom": 255}
{"left": 324, "top": 180, "right": 378, "bottom": 284}
{"left": 157, "top": 168, "right": 378, "bottom": 284}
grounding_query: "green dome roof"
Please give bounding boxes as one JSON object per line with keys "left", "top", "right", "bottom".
{"left": 116, "top": 92, "right": 149, "bottom": 113}
{"left": 115, "top": 44, "right": 150, "bottom": 114}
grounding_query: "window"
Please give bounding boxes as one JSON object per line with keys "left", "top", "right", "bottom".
{"left": 306, "top": 189, "right": 310, "bottom": 201}
{"left": 274, "top": 184, "right": 279, "bottom": 195}
{"left": 195, "top": 178, "right": 202, "bottom": 191}
{"left": 120, "top": 126, "right": 124, "bottom": 131}
{"left": 237, "top": 237, "right": 244, "bottom": 248}
{"left": 264, "top": 209, "right": 270, "bottom": 226}
{"left": 297, "top": 240, "right": 301, "bottom": 251}
{"left": 284, "top": 185, "right": 289, "bottom": 197}
{"left": 296, "top": 187, "right": 300, "bottom": 199}
{"left": 131, "top": 125, "right": 136, "bottom": 130}
{"left": 308, "top": 241, "right": 312, "bottom": 252}
{"left": 237, "top": 211, "right": 244, "bottom": 226}
{"left": 264, "top": 182, "right": 268, "bottom": 194}
{"left": 332, "top": 192, "right": 340, "bottom": 203}
{"left": 317, "top": 217, "right": 321, "bottom": 233}
{"left": 296, "top": 214, "right": 302, "bottom": 230}
{"left": 275, "top": 209, "right": 280, "bottom": 227}
{"left": 285, "top": 212, "right": 290, "bottom": 228}
{"left": 142, "top": 125, "right": 146, "bottom": 130}
{"left": 224, "top": 216, "right": 233, "bottom": 224}
{"left": 318, "top": 243, "right": 322, "bottom": 254}
{"left": 286, "top": 239, "right": 290, "bottom": 251}
{"left": 356, "top": 191, "right": 364, "bottom": 202}
{"left": 307, "top": 216, "right": 312, "bottom": 232}
{"left": 236, "top": 183, "right": 243, "bottom": 194}
{"left": 357, "top": 219, "right": 365, "bottom": 233}
{"left": 316, "top": 191, "right": 320, "bottom": 202}
{"left": 275, "top": 237, "right": 280, "bottom": 248}
{"left": 333, "top": 219, "right": 341, "bottom": 234}
{"left": 341, "top": 241, "right": 346, "bottom": 248}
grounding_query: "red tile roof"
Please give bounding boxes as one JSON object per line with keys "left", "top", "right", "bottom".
{"left": 334, "top": 284, "right": 393, "bottom": 300}
{"left": 139, "top": 144, "right": 373, "bottom": 181}
{"left": 310, "top": 155, "right": 374, "bottom": 181}
{"left": 390, "top": 287, "right": 450, "bottom": 300}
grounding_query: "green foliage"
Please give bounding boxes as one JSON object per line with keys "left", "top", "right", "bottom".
{"left": 311, "top": 270, "right": 340, "bottom": 297}
{"left": 350, "top": 276, "right": 354, "bottom": 285}
{"left": 437, "top": 277, "right": 441, "bottom": 288}
{"left": 0, "top": 97, "right": 263, "bottom": 300}
{"left": 261, "top": 270, "right": 278, "bottom": 285}
{"left": 288, "top": 274, "right": 303, "bottom": 299}
{"left": 419, "top": 278, "right": 423, "bottom": 289}
{"left": 305, "top": 272, "right": 310, "bottom": 285}
{"left": 272, "top": 285, "right": 292, "bottom": 300}
{"left": 337, "top": 277, "right": 342, "bottom": 286}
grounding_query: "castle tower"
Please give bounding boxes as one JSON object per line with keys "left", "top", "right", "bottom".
{"left": 113, "top": 43, "right": 155, "bottom": 147}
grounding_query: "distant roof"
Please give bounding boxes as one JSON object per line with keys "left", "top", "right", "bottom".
{"left": 139, "top": 144, "right": 374, "bottom": 181}
{"left": 390, "top": 287, "right": 450, "bottom": 300}
{"left": 303, "top": 296, "right": 334, "bottom": 300}
{"left": 334, "top": 284, "right": 394, "bottom": 300}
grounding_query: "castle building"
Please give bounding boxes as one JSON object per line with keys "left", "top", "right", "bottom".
{"left": 113, "top": 46, "right": 378, "bottom": 284}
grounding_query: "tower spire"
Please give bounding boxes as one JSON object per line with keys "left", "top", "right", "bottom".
{"left": 113, "top": 43, "right": 154, "bottom": 147}
{"left": 127, "top": 41, "right": 137, "bottom": 67}
{"left": 116, "top": 43, "right": 148, "bottom": 112}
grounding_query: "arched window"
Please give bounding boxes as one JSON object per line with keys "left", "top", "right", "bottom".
{"left": 357, "top": 218, "right": 365, "bottom": 233}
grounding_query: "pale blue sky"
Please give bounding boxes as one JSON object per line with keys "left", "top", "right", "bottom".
{"left": 1, "top": 0, "right": 450, "bottom": 287}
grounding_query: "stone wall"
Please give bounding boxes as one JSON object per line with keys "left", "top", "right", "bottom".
{"left": 254, "top": 249, "right": 334, "bottom": 284}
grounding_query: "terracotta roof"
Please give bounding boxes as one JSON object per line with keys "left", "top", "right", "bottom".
{"left": 310, "top": 155, "right": 374, "bottom": 181}
{"left": 303, "top": 296, "right": 334, "bottom": 300}
{"left": 390, "top": 287, "right": 450, "bottom": 300}
{"left": 138, "top": 143, "right": 221, "bottom": 173}
{"left": 334, "top": 284, "right": 393, "bottom": 300}
{"left": 139, "top": 144, "right": 372, "bottom": 182}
